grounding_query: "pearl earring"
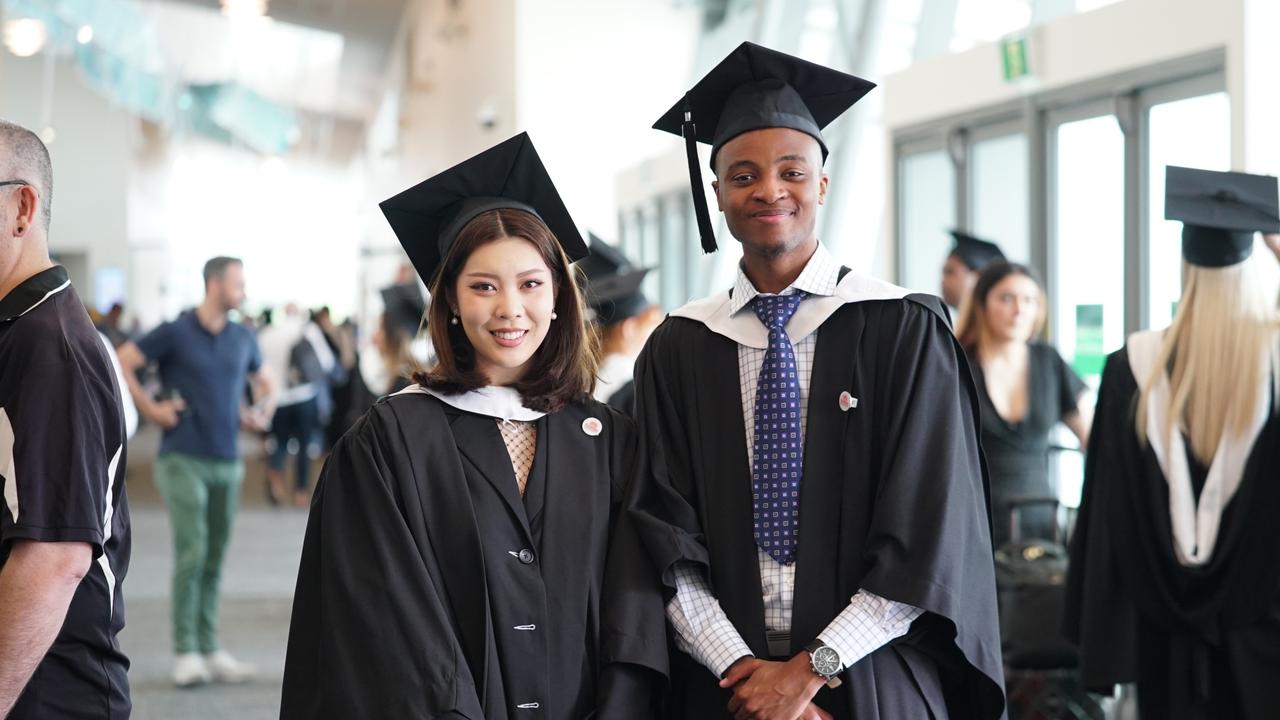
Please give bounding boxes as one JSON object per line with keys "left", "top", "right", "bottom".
{"left": 551, "top": 312, "right": 558, "bottom": 320}
{"left": 450, "top": 315, "right": 459, "bottom": 325}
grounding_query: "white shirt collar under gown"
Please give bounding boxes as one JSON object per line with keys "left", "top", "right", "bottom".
{"left": 395, "top": 384, "right": 547, "bottom": 422}
{"left": 1126, "top": 329, "right": 1274, "bottom": 567}
{"left": 669, "top": 241, "right": 910, "bottom": 346}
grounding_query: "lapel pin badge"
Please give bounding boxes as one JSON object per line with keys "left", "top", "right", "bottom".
{"left": 838, "top": 391, "right": 858, "bottom": 412}
{"left": 582, "top": 417, "right": 603, "bottom": 436}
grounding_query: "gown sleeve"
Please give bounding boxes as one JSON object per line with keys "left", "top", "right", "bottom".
{"left": 279, "top": 404, "right": 484, "bottom": 720}
{"left": 626, "top": 321, "right": 713, "bottom": 591}
{"left": 857, "top": 298, "right": 1006, "bottom": 718}
{"left": 596, "top": 407, "right": 670, "bottom": 719}
{"left": 1064, "top": 348, "right": 1142, "bottom": 691}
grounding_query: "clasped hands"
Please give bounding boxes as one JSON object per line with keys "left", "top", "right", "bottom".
{"left": 719, "top": 653, "right": 832, "bottom": 720}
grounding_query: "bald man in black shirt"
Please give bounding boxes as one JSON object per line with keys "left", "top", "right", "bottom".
{"left": 0, "top": 120, "right": 131, "bottom": 719}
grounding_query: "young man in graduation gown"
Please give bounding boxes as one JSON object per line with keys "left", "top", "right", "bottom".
{"left": 578, "top": 234, "right": 661, "bottom": 415}
{"left": 1065, "top": 166, "right": 1280, "bottom": 720}
{"left": 280, "top": 133, "right": 666, "bottom": 719}
{"left": 629, "top": 42, "right": 1005, "bottom": 719}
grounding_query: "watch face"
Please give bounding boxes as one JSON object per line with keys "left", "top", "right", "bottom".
{"left": 811, "top": 646, "right": 841, "bottom": 676}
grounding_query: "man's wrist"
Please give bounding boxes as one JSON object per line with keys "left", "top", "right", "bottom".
{"left": 793, "top": 652, "right": 829, "bottom": 693}
{"left": 721, "top": 654, "right": 755, "bottom": 679}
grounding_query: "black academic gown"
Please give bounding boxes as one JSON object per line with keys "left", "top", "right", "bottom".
{"left": 1064, "top": 346, "right": 1280, "bottom": 720}
{"left": 280, "top": 391, "right": 667, "bottom": 719}
{"left": 630, "top": 294, "right": 1005, "bottom": 719}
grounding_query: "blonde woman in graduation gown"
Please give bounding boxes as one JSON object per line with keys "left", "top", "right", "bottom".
{"left": 1066, "top": 166, "right": 1280, "bottom": 719}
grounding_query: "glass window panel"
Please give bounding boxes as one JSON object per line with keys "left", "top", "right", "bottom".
{"left": 970, "top": 133, "right": 1030, "bottom": 264}
{"left": 1146, "top": 92, "right": 1230, "bottom": 330}
{"left": 659, "top": 193, "right": 687, "bottom": 310}
{"left": 898, "top": 149, "right": 955, "bottom": 295}
{"left": 1054, "top": 114, "right": 1125, "bottom": 384}
{"left": 641, "top": 203, "right": 660, "bottom": 303}
{"left": 1053, "top": 113, "right": 1125, "bottom": 508}
{"left": 623, "top": 209, "right": 644, "bottom": 279}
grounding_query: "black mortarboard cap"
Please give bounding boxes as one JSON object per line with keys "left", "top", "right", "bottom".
{"left": 588, "top": 270, "right": 652, "bottom": 327}
{"left": 1165, "top": 165, "right": 1280, "bottom": 268}
{"left": 948, "top": 230, "right": 1006, "bottom": 271}
{"left": 653, "top": 42, "right": 876, "bottom": 253}
{"left": 579, "top": 234, "right": 653, "bottom": 327}
{"left": 577, "top": 232, "right": 635, "bottom": 281}
{"left": 379, "top": 282, "right": 426, "bottom": 338}
{"left": 379, "top": 132, "right": 588, "bottom": 285}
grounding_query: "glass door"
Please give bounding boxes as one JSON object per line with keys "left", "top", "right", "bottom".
{"left": 897, "top": 142, "right": 956, "bottom": 295}
{"left": 1144, "top": 88, "right": 1230, "bottom": 330}
{"left": 969, "top": 126, "right": 1030, "bottom": 265}
{"left": 1047, "top": 103, "right": 1125, "bottom": 507}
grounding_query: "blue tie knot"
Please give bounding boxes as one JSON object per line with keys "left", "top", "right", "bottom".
{"left": 752, "top": 292, "right": 807, "bottom": 331}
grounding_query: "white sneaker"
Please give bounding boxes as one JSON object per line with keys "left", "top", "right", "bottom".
{"left": 172, "top": 652, "right": 212, "bottom": 687}
{"left": 204, "top": 649, "right": 256, "bottom": 683}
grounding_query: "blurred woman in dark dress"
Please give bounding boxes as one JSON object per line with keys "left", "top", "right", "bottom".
{"left": 956, "top": 262, "right": 1091, "bottom": 547}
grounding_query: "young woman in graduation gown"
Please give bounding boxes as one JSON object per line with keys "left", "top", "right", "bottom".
{"left": 1065, "top": 167, "right": 1280, "bottom": 719}
{"left": 955, "top": 262, "right": 1091, "bottom": 547}
{"left": 280, "top": 133, "right": 666, "bottom": 719}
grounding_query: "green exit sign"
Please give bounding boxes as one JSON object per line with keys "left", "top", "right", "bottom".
{"left": 1002, "top": 36, "right": 1030, "bottom": 82}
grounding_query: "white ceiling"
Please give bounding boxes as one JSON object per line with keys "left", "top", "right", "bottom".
{"left": 150, "top": 0, "right": 409, "bottom": 122}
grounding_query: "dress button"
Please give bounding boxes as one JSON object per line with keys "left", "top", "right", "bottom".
{"left": 517, "top": 548, "right": 535, "bottom": 564}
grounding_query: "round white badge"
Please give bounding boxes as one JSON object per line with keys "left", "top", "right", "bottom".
{"left": 838, "top": 391, "right": 857, "bottom": 412}
{"left": 582, "top": 417, "right": 603, "bottom": 436}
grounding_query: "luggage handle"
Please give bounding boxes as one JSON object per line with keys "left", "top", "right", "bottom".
{"left": 1006, "top": 496, "right": 1063, "bottom": 545}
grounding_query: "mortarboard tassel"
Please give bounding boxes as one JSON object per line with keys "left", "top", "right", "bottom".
{"left": 682, "top": 98, "right": 718, "bottom": 254}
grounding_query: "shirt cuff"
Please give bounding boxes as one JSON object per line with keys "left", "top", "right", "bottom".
{"left": 815, "top": 590, "right": 924, "bottom": 670}
{"left": 690, "top": 613, "right": 755, "bottom": 678}
{"left": 665, "top": 561, "right": 755, "bottom": 677}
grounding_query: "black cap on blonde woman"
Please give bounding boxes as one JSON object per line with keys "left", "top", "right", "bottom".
{"left": 1165, "top": 165, "right": 1280, "bottom": 268}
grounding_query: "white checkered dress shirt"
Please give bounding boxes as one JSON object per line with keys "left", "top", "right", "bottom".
{"left": 666, "top": 243, "right": 924, "bottom": 677}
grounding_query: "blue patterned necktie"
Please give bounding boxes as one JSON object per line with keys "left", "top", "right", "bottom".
{"left": 751, "top": 292, "right": 807, "bottom": 565}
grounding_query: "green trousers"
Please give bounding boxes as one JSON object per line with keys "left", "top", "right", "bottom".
{"left": 154, "top": 452, "right": 244, "bottom": 654}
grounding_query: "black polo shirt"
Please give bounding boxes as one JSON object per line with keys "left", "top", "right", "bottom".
{"left": 0, "top": 265, "right": 131, "bottom": 719}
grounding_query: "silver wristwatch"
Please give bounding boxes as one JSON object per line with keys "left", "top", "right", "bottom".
{"left": 803, "top": 640, "right": 843, "bottom": 689}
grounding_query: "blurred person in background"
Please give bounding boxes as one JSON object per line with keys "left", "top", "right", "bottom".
{"left": 97, "top": 301, "right": 130, "bottom": 347}
{"left": 955, "top": 261, "right": 1091, "bottom": 548}
{"left": 359, "top": 281, "right": 424, "bottom": 398}
{"left": 258, "top": 303, "right": 342, "bottom": 507}
{"left": 1067, "top": 167, "right": 1280, "bottom": 719}
{"left": 116, "top": 256, "right": 274, "bottom": 688}
{"left": 941, "top": 230, "right": 1006, "bottom": 311}
{"left": 578, "top": 234, "right": 662, "bottom": 414}
{"left": 282, "top": 310, "right": 345, "bottom": 506}
{"left": 257, "top": 303, "right": 304, "bottom": 505}
{"left": 310, "top": 305, "right": 359, "bottom": 448}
